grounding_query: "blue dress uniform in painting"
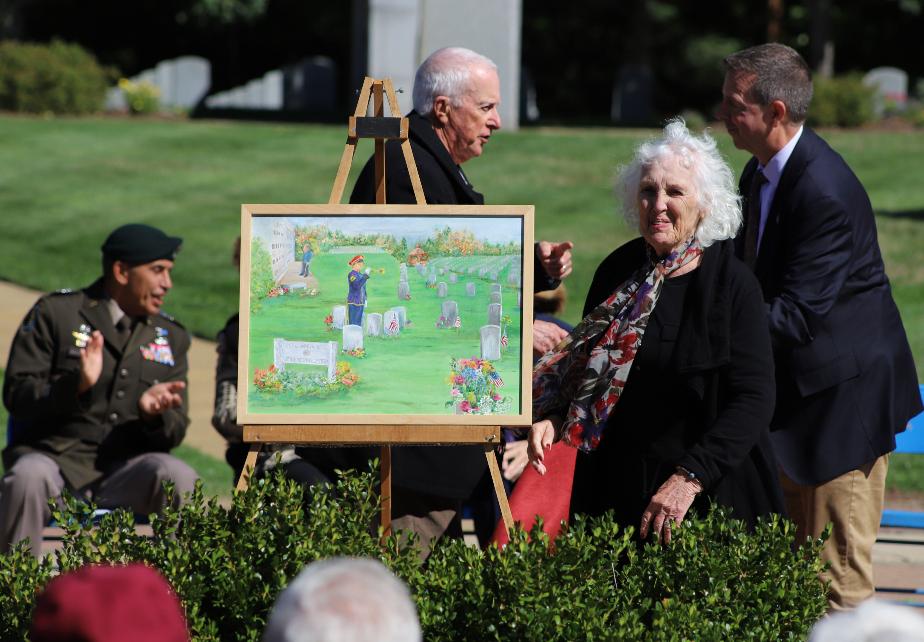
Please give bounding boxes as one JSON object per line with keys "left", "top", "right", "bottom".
{"left": 346, "top": 255, "right": 370, "bottom": 326}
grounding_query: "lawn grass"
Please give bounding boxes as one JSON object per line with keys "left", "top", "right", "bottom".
{"left": 0, "top": 114, "right": 921, "bottom": 494}
{"left": 0, "top": 116, "right": 919, "bottom": 377}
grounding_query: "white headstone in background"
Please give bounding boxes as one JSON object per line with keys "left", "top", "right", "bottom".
{"left": 262, "top": 70, "right": 284, "bottom": 109}
{"left": 437, "top": 282, "right": 448, "bottom": 298}
{"left": 489, "top": 271, "right": 498, "bottom": 282}
{"left": 416, "top": 263, "right": 426, "bottom": 276}
{"left": 488, "top": 303, "right": 502, "bottom": 326}
{"left": 863, "top": 66, "right": 908, "bottom": 116}
{"left": 399, "top": 262, "right": 408, "bottom": 282}
{"left": 480, "top": 325, "right": 502, "bottom": 360}
{"left": 171, "top": 56, "right": 211, "bottom": 108}
{"left": 273, "top": 338, "right": 337, "bottom": 380}
{"left": 491, "top": 283, "right": 503, "bottom": 294}
{"left": 438, "top": 267, "right": 445, "bottom": 276}
{"left": 441, "top": 300, "right": 459, "bottom": 326}
{"left": 384, "top": 310, "right": 401, "bottom": 336}
{"left": 366, "top": 312, "right": 383, "bottom": 336}
{"left": 390, "top": 306, "right": 408, "bottom": 328}
{"left": 426, "top": 274, "right": 437, "bottom": 287}
{"left": 332, "top": 305, "right": 346, "bottom": 330}
{"left": 398, "top": 281, "right": 411, "bottom": 300}
{"left": 342, "top": 325, "right": 364, "bottom": 351}
{"left": 466, "top": 283, "right": 477, "bottom": 297}
{"left": 490, "top": 291, "right": 502, "bottom": 305}
{"left": 449, "top": 273, "right": 458, "bottom": 283}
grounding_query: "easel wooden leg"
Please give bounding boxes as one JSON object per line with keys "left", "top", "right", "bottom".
{"left": 235, "top": 443, "right": 262, "bottom": 492}
{"left": 485, "top": 443, "right": 514, "bottom": 533}
{"left": 380, "top": 445, "right": 392, "bottom": 536}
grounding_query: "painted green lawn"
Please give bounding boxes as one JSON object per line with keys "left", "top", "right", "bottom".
{"left": 247, "top": 251, "right": 522, "bottom": 415}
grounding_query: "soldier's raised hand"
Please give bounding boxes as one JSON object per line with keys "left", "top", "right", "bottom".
{"left": 77, "top": 330, "right": 104, "bottom": 394}
{"left": 139, "top": 381, "right": 186, "bottom": 419}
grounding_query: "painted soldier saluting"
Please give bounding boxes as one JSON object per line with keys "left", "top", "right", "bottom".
{"left": 346, "top": 254, "right": 371, "bottom": 326}
{"left": 0, "top": 223, "right": 199, "bottom": 556}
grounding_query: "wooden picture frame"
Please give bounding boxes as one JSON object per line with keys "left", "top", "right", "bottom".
{"left": 237, "top": 204, "right": 534, "bottom": 442}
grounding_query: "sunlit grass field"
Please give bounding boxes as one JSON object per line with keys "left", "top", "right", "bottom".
{"left": 0, "top": 114, "right": 921, "bottom": 492}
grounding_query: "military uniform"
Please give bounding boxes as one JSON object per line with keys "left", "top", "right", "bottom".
{"left": 1, "top": 278, "right": 197, "bottom": 553}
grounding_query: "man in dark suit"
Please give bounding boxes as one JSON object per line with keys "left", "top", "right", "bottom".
{"left": 346, "top": 47, "right": 573, "bottom": 552}
{"left": 717, "top": 43, "right": 922, "bottom": 609}
{"left": 1, "top": 224, "right": 199, "bottom": 556}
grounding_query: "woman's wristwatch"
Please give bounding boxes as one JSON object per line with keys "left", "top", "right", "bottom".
{"left": 676, "top": 466, "right": 704, "bottom": 493}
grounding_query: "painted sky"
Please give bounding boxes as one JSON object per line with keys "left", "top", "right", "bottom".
{"left": 253, "top": 216, "right": 523, "bottom": 246}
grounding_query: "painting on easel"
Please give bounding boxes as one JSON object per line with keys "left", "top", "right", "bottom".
{"left": 238, "top": 204, "right": 534, "bottom": 426}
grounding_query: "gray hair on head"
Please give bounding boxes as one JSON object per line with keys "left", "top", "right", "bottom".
{"left": 616, "top": 118, "right": 741, "bottom": 248}
{"left": 262, "top": 557, "right": 422, "bottom": 642}
{"left": 412, "top": 47, "right": 497, "bottom": 116}
{"left": 723, "top": 43, "right": 813, "bottom": 123}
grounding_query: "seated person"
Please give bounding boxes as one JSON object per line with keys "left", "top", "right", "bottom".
{"left": 1, "top": 224, "right": 199, "bottom": 556}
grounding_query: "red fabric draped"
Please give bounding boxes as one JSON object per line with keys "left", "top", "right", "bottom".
{"left": 490, "top": 441, "right": 577, "bottom": 546}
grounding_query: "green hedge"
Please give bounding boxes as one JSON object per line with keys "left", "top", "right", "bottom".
{"left": 0, "top": 468, "right": 827, "bottom": 641}
{"left": 0, "top": 40, "right": 110, "bottom": 115}
{"left": 810, "top": 74, "right": 876, "bottom": 128}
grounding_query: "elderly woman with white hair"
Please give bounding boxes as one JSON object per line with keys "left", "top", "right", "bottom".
{"left": 529, "top": 119, "right": 785, "bottom": 543}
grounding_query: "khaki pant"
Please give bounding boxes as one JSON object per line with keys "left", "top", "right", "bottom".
{"left": 387, "top": 487, "right": 463, "bottom": 561}
{"left": 780, "top": 454, "right": 888, "bottom": 611}
{"left": 0, "top": 451, "right": 199, "bottom": 557}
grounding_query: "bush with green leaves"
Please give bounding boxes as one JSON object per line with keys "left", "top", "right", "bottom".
{"left": 0, "top": 467, "right": 827, "bottom": 641}
{"left": 249, "top": 237, "right": 276, "bottom": 312}
{"left": 810, "top": 74, "right": 876, "bottom": 128}
{"left": 0, "top": 40, "right": 110, "bottom": 115}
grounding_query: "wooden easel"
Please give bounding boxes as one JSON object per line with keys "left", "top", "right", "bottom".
{"left": 236, "top": 77, "right": 515, "bottom": 538}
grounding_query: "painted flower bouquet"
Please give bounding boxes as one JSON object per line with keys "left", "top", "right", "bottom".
{"left": 344, "top": 347, "right": 366, "bottom": 358}
{"left": 324, "top": 314, "right": 334, "bottom": 331}
{"left": 267, "top": 286, "right": 290, "bottom": 298}
{"left": 252, "top": 362, "right": 360, "bottom": 396}
{"left": 446, "top": 357, "right": 510, "bottom": 415}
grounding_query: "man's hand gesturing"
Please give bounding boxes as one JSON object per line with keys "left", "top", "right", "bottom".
{"left": 139, "top": 381, "right": 186, "bottom": 419}
{"left": 77, "top": 330, "right": 104, "bottom": 394}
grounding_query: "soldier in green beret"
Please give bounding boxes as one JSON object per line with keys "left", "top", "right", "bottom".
{"left": 0, "top": 223, "right": 199, "bottom": 556}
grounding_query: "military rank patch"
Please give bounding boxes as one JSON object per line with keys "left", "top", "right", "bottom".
{"left": 72, "top": 324, "right": 92, "bottom": 348}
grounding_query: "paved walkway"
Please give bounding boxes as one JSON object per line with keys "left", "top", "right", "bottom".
{"left": 3, "top": 279, "right": 923, "bottom": 597}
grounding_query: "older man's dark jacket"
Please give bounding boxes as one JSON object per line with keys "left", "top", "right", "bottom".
{"left": 737, "top": 127, "right": 921, "bottom": 485}
{"left": 3, "top": 280, "right": 190, "bottom": 490}
{"left": 344, "top": 110, "right": 554, "bottom": 499}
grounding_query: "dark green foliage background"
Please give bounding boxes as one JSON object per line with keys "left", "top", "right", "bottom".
{"left": 0, "top": 468, "right": 827, "bottom": 641}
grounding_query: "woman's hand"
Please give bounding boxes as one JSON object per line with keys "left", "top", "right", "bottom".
{"left": 639, "top": 472, "right": 702, "bottom": 544}
{"left": 527, "top": 416, "right": 560, "bottom": 475}
{"left": 502, "top": 440, "right": 529, "bottom": 482}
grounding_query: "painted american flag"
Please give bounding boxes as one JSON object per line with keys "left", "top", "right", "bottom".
{"left": 388, "top": 318, "right": 399, "bottom": 334}
{"left": 454, "top": 315, "right": 461, "bottom": 329}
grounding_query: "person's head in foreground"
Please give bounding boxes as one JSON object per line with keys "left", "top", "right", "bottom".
{"left": 262, "top": 557, "right": 422, "bottom": 642}
{"left": 413, "top": 46, "right": 501, "bottom": 165}
{"left": 616, "top": 118, "right": 741, "bottom": 257}
{"left": 30, "top": 563, "right": 189, "bottom": 642}
{"left": 809, "top": 599, "right": 924, "bottom": 642}
{"left": 101, "top": 222, "right": 182, "bottom": 317}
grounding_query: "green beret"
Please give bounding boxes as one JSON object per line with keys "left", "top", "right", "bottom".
{"left": 101, "top": 224, "right": 182, "bottom": 265}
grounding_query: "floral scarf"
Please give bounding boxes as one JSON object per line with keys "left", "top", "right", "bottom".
{"left": 532, "top": 238, "right": 704, "bottom": 452}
